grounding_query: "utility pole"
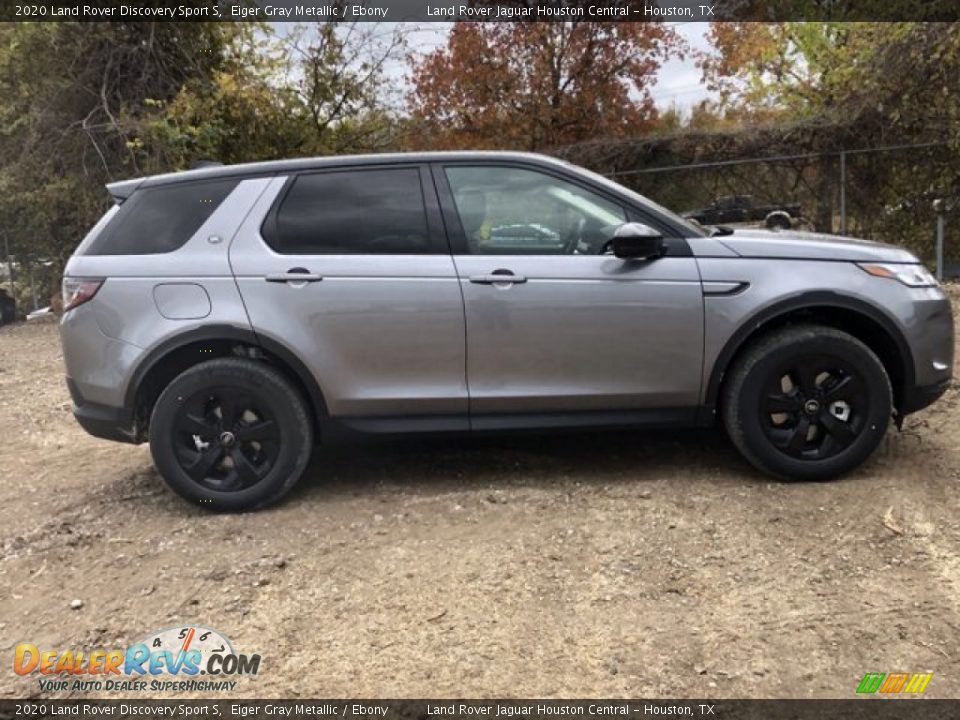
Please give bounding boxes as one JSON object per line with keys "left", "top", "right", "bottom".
{"left": 937, "top": 213, "right": 945, "bottom": 282}
{"left": 933, "top": 198, "right": 956, "bottom": 282}
{"left": 28, "top": 262, "right": 37, "bottom": 311}
{"left": 933, "top": 199, "right": 945, "bottom": 282}
{"left": 839, "top": 150, "right": 847, "bottom": 235}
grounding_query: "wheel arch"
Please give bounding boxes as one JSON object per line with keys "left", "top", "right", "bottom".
{"left": 702, "top": 292, "right": 915, "bottom": 424}
{"left": 126, "top": 325, "right": 328, "bottom": 442}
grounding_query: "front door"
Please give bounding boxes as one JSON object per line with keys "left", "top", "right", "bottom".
{"left": 435, "top": 164, "right": 704, "bottom": 426}
{"left": 229, "top": 166, "right": 467, "bottom": 427}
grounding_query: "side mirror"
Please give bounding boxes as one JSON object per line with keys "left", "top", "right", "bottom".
{"left": 610, "top": 223, "right": 664, "bottom": 260}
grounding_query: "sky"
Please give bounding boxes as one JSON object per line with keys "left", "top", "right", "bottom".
{"left": 649, "top": 22, "right": 713, "bottom": 111}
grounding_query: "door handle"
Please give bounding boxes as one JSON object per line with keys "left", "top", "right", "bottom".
{"left": 469, "top": 272, "right": 527, "bottom": 285}
{"left": 265, "top": 268, "right": 323, "bottom": 283}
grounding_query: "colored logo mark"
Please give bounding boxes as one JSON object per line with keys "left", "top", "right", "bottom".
{"left": 856, "top": 672, "right": 933, "bottom": 694}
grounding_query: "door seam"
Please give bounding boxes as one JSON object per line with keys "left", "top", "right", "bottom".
{"left": 428, "top": 163, "right": 472, "bottom": 427}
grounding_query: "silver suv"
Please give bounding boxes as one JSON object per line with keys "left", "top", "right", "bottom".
{"left": 60, "top": 152, "right": 954, "bottom": 511}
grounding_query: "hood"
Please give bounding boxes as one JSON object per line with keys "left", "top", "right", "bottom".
{"left": 716, "top": 228, "right": 918, "bottom": 263}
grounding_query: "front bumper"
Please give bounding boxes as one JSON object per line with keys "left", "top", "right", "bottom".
{"left": 66, "top": 377, "right": 137, "bottom": 444}
{"left": 897, "top": 287, "right": 953, "bottom": 415}
{"left": 901, "top": 377, "right": 952, "bottom": 415}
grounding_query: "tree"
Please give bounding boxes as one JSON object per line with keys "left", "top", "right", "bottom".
{"left": 0, "top": 17, "right": 410, "bottom": 283}
{"left": 699, "top": 22, "right": 960, "bottom": 138}
{"left": 407, "top": 21, "right": 682, "bottom": 150}
{"left": 0, "top": 20, "right": 242, "bottom": 272}
{"left": 697, "top": 21, "right": 960, "bottom": 247}
{"left": 137, "top": 23, "right": 304, "bottom": 167}
{"left": 286, "top": 22, "right": 410, "bottom": 153}
{"left": 145, "top": 21, "right": 411, "bottom": 166}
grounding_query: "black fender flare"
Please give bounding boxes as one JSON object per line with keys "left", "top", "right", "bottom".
{"left": 700, "top": 291, "right": 916, "bottom": 423}
{"left": 124, "top": 324, "right": 329, "bottom": 421}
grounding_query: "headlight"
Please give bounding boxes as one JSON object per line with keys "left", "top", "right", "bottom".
{"left": 857, "top": 263, "right": 938, "bottom": 288}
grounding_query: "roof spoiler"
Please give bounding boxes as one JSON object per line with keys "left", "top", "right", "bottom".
{"left": 105, "top": 160, "right": 222, "bottom": 202}
{"left": 106, "top": 178, "right": 143, "bottom": 203}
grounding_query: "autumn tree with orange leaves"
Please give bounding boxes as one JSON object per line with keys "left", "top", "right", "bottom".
{"left": 406, "top": 22, "right": 682, "bottom": 151}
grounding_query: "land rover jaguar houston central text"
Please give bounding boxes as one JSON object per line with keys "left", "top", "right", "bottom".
{"left": 59, "top": 152, "right": 954, "bottom": 510}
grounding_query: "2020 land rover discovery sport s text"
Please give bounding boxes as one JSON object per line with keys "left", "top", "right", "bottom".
{"left": 59, "top": 152, "right": 954, "bottom": 511}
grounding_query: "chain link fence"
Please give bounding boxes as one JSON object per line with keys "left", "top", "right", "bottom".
{"left": 587, "top": 141, "right": 960, "bottom": 278}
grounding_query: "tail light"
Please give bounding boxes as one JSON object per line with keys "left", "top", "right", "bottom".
{"left": 62, "top": 277, "right": 104, "bottom": 312}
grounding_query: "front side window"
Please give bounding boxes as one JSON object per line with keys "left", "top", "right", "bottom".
{"left": 267, "top": 168, "right": 431, "bottom": 254}
{"left": 445, "top": 166, "right": 627, "bottom": 255}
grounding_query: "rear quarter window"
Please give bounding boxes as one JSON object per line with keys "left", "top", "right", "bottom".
{"left": 86, "top": 178, "right": 239, "bottom": 255}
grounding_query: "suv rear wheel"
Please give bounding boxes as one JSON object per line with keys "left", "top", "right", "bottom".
{"left": 723, "top": 325, "right": 892, "bottom": 480}
{"left": 149, "top": 358, "right": 313, "bottom": 511}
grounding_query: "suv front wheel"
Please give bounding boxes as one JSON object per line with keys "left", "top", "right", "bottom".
{"left": 723, "top": 325, "right": 893, "bottom": 481}
{"left": 149, "top": 358, "right": 313, "bottom": 511}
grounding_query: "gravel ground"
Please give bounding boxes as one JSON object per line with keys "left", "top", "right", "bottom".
{"left": 1, "top": 287, "right": 959, "bottom": 699}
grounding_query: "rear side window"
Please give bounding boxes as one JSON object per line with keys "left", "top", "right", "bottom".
{"left": 87, "top": 178, "right": 239, "bottom": 255}
{"left": 264, "top": 168, "right": 431, "bottom": 254}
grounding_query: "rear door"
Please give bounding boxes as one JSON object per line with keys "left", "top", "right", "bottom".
{"left": 434, "top": 163, "right": 704, "bottom": 426}
{"left": 229, "top": 165, "right": 467, "bottom": 428}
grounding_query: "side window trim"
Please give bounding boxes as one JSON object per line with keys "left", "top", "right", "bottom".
{"left": 431, "top": 161, "right": 690, "bottom": 257}
{"left": 430, "top": 162, "right": 470, "bottom": 255}
{"left": 259, "top": 164, "right": 446, "bottom": 255}
{"left": 259, "top": 172, "right": 291, "bottom": 250}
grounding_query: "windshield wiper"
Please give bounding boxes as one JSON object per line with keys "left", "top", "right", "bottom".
{"left": 709, "top": 225, "right": 734, "bottom": 237}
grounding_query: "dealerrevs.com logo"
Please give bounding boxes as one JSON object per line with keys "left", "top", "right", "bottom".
{"left": 14, "top": 625, "right": 261, "bottom": 693}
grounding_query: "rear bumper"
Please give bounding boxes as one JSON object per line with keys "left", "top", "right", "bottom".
{"left": 66, "top": 377, "right": 138, "bottom": 444}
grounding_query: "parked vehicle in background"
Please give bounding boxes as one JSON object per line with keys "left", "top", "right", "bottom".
{"left": 58, "top": 152, "right": 953, "bottom": 511}
{"left": 683, "top": 195, "right": 803, "bottom": 229}
{"left": 26, "top": 306, "right": 55, "bottom": 322}
{"left": 0, "top": 288, "right": 16, "bottom": 325}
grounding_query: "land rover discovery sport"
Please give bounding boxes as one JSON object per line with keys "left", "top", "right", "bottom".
{"left": 59, "top": 152, "right": 954, "bottom": 510}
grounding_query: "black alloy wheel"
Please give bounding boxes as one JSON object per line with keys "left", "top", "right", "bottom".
{"left": 761, "top": 355, "right": 868, "bottom": 460}
{"left": 173, "top": 388, "right": 280, "bottom": 492}
{"left": 150, "top": 358, "right": 313, "bottom": 511}
{"left": 722, "top": 324, "right": 892, "bottom": 481}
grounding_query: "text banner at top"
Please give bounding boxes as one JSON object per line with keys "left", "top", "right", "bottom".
{"left": 2, "top": 700, "right": 960, "bottom": 719}
{"left": 2, "top": 0, "right": 959, "bottom": 23}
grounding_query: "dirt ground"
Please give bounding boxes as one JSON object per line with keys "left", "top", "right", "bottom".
{"left": 1, "top": 288, "right": 959, "bottom": 700}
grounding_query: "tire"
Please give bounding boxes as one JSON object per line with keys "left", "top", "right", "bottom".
{"left": 149, "top": 358, "right": 313, "bottom": 511}
{"left": 722, "top": 325, "right": 892, "bottom": 481}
